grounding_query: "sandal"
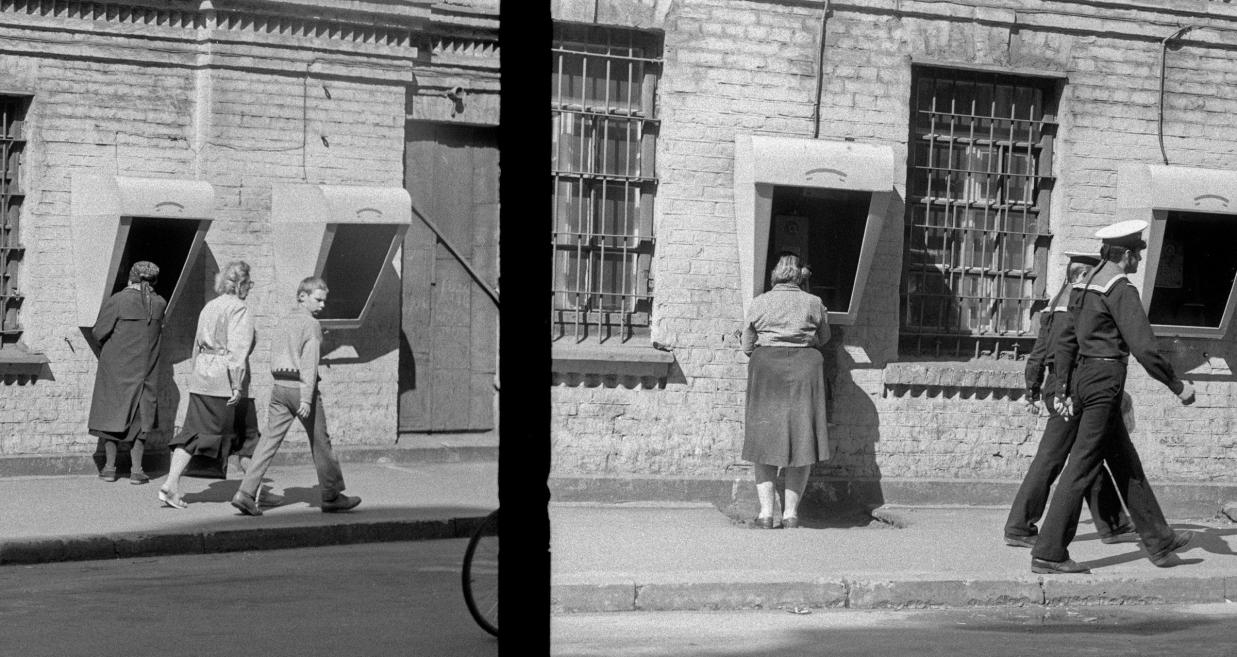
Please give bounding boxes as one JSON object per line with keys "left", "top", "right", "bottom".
{"left": 158, "top": 488, "right": 188, "bottom": 510}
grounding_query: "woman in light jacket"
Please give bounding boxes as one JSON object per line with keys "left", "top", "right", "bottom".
{"left": 741, "top": 253, "right": 831, "bottom": 529}
{"left": 159, "top": 261, "right": 255, "bottom": 509}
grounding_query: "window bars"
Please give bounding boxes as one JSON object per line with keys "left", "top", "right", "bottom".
{"left": 900, "top": 67, "right": 1057, "bottom": 359}
{"left": 0, "top": 96, "right": 28, "bottom": 349}
{"left": 551, "top": 23, "right": 660, "bottom": 344}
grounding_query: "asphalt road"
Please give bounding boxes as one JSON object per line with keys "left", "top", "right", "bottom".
{"left": 552, "top": 604, "right": 1237, "bottom": 657}
{"left": 0, "top": 541, "right": 498, "bottom": 657}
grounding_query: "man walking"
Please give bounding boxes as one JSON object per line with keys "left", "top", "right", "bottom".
{"left": 1004, "top": 254, "right": 1135, "bottom": 548}
{"left": 230, "top": 276, "right": 360, "bottom": 516}
{"left": 1030, "top": 220, "right": 1196, "bottom": 574}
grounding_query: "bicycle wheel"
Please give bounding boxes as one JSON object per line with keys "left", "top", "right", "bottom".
{"left": 462, "top": 509, "right": 499, "bottom": 637}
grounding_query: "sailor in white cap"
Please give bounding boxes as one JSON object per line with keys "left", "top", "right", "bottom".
{"left": 1004, "top": 252, "right": 1133, "bottom": 549}
{"left": 1030, "top": 219, "right": 1196, "bottom": 574}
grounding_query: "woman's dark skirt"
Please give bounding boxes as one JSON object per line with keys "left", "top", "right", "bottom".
{"left": 742, "top": 346, "right": 830, "bottom": 468}
{"left": 170, "top": 394, "right": 261, "bottom": 478}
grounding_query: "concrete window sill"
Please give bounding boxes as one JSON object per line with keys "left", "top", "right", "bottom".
{"left": 551, "top": 342, "right": 675, "bottom": 378}
{"left": 882, "top": 360, "right": 1025, "bottom": 393}
{"left": 0, "top": 348, "right": 50, "bottom": 378}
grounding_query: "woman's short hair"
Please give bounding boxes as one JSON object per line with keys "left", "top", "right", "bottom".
{"left": 770, "top": 253, "right": 809, "bottom": 287}
{"left": 214, "top": 261, "right": 252, "bottom": 295}
{"left": 128, "top": 261, "right": 159, "bottom": 285}
{"left": 296, "top": 276, "right": 329, "bottom": 299}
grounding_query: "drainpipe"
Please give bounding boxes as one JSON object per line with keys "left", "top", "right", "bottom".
{"left": 811, "top": 0, "right": 831, "bottom": 139}
{"left": 1158, "top": 26, "right": 1193, "bottom": 165}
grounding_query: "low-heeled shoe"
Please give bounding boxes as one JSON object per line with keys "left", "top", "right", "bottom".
{"left": 1004, "top": 534, "right": 1037, "bottom": 548}
{"left": 98, "top": 467, "right": 118, "bottom": 483}
{"left": 751, "top": 517, "right": 777, "bottom": 529}
{"left": 230, "top": 492, "right": 262, "bottom": 516}
{"left": 782, "top": 517, "right": 800, "bottom": 529}
{"left": 1031, "top": 557, "right": 1091, "bottom": 574}
{"left": 1149, "top": 530, "right": 1194, "bottom": 567}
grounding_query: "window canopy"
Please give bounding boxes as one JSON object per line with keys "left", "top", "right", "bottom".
{"left": 733, "top": 134, "right": 896, "bottom": 325}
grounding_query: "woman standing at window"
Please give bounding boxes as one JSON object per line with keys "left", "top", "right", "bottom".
{"left": 158, "top": 261, "right": 256, "bottom": 509}
{"left": 89, "top": 261, "right": 166, "bottom": 484}
{"left": 740, "top": 253, "right": 831, "bottom": 529}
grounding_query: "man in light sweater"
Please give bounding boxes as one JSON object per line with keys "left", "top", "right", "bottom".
{"left": 231, "top": 276, "right": 360, "bottom": 516}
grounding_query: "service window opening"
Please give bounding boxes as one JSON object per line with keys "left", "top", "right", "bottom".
{"left": 1148, "top": 211, "right": 1237, "bottom": 329}
{"left": 110, "top": 216, "right": 201, "bottom": 300}
{"left": 317, "top": 223, "right": 400, "bottom": 322}
{"left": 764, "top": 185, "right": 869, "bottom": 314}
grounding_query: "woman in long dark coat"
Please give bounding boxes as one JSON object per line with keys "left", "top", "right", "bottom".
{"left": 89, "top": 261, "right": 166, "bottom": 484}
{"left": 740, "top": 254, "right": 831, "bottom": 529}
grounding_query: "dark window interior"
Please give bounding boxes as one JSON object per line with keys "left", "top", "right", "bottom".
{"left": 109, "top": 216, "right": 200, "bottom": 302}
{"left": 1149, "top": 211, "right": 1237, "bottom": 328}
{"left": 318, "top": 223, "right": 398, "bottom": 321}
{"left": 764, "top": 186, "right": 870, "bottom": 313}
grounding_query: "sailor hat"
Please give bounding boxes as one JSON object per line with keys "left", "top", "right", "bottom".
{"left": 1094, "top": 219, "right": 1148, "bottom": 250}
{"left": 1062, "top": 250, "right": 1100, "bottom": 266}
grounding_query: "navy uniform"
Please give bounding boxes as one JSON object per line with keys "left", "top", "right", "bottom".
{"left": 1004, "top": 255, "right": 1131, "bottom": 547}
{"left": 1030, "top": 221, "right": 1196, "bottom": 574}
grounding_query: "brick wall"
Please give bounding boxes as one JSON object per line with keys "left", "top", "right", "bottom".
{"left": 551, "top": 0, "right": 1237, "bottom": 489}
{"left": 0, "top": 0, "right": 498, "bottom": 456}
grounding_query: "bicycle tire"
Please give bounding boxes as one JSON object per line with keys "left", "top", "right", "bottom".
{"left": 462, "top": 509, "right": 499, "bottom": 637}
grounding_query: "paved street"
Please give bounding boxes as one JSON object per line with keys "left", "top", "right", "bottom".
{"left": 552, "top": 604, "right": 1237, "bottom": 657}
{"left": 0, "top": 541, "right": 497, "bottom": 657}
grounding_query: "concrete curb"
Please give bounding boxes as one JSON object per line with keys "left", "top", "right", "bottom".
{"left": 0, "top": 515, "right": 490, "bottom": 566}
{"left": 551, "top": 575, "right": 1237, "bottom": 614}
{"left": 549, "top": 476, "right": 1237, "bottom": 520}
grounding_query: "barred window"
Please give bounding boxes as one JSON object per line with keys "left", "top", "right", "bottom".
{"left": 551, "top": 23, "right": 660, "bottom": 344}
{"left": 900, "top": 67, "right": 1059, "bottom": 358}
{"left": 1, "top": 95, "right": 29, "bottom": 350}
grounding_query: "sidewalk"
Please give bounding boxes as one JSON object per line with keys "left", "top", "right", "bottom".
{"left": 0, "top": 459, "right": 497, "bottom": 565}
{"left": 550, "top": 503, "right": 1237, "bottom": 613}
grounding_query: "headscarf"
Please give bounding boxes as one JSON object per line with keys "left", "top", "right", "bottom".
{"left": 127, "top": 261, "right": 160, "bottom": 323}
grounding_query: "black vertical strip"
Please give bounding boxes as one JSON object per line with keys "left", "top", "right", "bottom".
{"left": 499, "top": 3, "right": 550, "bottom": 655}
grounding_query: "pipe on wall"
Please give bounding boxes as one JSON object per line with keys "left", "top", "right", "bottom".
{"left": 1159, "top": 26, "right": 1194, "bottom": 166}
{"left": 811, "top": 0, "right": 831, "bottom": 139}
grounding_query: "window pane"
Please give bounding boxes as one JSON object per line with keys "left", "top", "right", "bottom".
{"left": 551, "top": 25, "right": 660, "bottom": 339}
{"left": 901, "top": 67, "right": 1053, "bottom": 349}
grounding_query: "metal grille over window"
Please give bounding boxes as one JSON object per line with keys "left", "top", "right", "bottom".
{"left": 551, "top": 23, "right": 661, "bottom": 344}
{"left": 0, "top": 96, "right": 29, "bottom": 349}
{"left": 900, "top": 67, "right": 1058, "bottom": 359}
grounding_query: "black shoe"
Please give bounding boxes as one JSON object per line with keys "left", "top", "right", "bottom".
{"left": 1149, "top": 530, "right": 1194, "bottom": 567}
{"left": 782, "top": 517, "right": 800, "bottom": 529}
{"left": 129, "top": 471, "right": 150, "bottom": 485}
{"left": 1004, "top": 534, "right": 1037, "bottom": 548}
{"left": 98, "top": 467, "right": 117, "bottom": 483}
{"left": 1031, "top": 557, "right": 1091, "bottom": 574}
{"left": 751, "top": 516, "right": 778, "bottom": 529}
{"left": 230, "top": 492, "right": 262, "bottom": 516}
{"left": 321, "top": 494, "right": 361, "bottom": 513}
{"left": 1100, "top": 528, "right": 1140, "bottom": 544}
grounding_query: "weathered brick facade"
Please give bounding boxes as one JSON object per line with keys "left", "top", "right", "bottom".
{"left": 0, "top": 0, "right": 498, "bottom": 458}
{"left": 550, "top": 0, "right": 1237, "bottom": 503}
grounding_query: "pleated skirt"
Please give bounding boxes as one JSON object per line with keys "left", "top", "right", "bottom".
{"left": 742, "top": 346, "right": 830, "bottom": 468}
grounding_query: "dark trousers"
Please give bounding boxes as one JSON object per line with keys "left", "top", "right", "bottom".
{"left": 1031, "top": 360, "right": 1176, "bottom": 562}
{"left": 1005, "top": 391, "right": 1130, "bottom": 539}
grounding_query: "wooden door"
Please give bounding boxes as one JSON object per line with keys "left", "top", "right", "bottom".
{"left": 400, "top": 123, "right": 499, "bottom": 432}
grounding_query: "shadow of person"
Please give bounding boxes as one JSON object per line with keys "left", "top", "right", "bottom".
{"left": 796, "top": 328, "right": 885, "bottom": 528}
{"left": 278, "top": 486, "right": 333, "bottom": 510}
{"left": 181, "top": 479, "right": 242, "bottom": 505}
